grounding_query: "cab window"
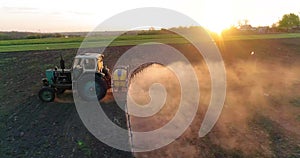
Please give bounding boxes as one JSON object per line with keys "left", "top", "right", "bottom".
{"left": 83, "top": 59, "right": 96, "bottom": 70}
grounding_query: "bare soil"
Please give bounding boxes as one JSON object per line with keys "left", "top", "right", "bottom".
{"left": 1, "top": 38, "right": 300, "bottom": 157}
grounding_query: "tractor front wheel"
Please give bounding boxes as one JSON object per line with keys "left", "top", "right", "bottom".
{"left": 39, "top": 87, "right": 55, "bottom": 102}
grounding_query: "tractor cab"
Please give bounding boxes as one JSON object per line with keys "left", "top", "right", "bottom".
{"left": 72, "top": 53, "right": 105, "bottom": 79}
{"left": 71, "top": 53, "right": 112, "bottom": 101}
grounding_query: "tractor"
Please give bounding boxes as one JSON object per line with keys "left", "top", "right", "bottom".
{"left": 38, "top": 53, "right": 128, "bottom": 102}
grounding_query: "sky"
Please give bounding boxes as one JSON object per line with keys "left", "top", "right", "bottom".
{"left": 0, "top": 0, "right": 299, "bottom": 33}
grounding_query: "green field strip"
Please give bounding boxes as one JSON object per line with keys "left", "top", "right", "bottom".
{"left": 0, "top": 33, "right": 299, "bottom": 53}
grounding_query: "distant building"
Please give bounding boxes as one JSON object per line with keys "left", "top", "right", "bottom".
{"left": 291, "top": 25, "right": 300, "bottom": 32}
{"left": 257, "top": 26, "right": 269, "bottom": 33}
{"left": 239, "top": 25, "right": 256, "bottom": 31}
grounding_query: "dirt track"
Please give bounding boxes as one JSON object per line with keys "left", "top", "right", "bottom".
{"left": 1, "top": 39, "right": 300, "bottom": 157}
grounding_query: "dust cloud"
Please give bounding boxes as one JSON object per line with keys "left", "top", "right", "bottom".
{"left": 128, "top": 57, "right": 300, "bottom": 157}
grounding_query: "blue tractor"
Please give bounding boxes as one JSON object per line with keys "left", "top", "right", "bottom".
{"left": 38, "top": 53, "right": 112, "bottom": 102}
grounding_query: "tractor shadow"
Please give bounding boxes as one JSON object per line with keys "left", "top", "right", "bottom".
{"left": 54, "top": 89, "right": 115, "bottom": 104}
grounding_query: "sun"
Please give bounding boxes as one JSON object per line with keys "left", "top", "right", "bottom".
{"left": 200, "top": 0, "right": 235, "bottom": 35}
{"left": 207, "top": 24, "right": 228, "bottom": 35}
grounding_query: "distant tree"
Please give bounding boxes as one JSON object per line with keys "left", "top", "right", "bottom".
{"left": 238, "top": 19, "right": 249, "bottom": 26}
{"left": 278, "top": 13, "right": 300, "bottom": 28}
{"left": 271, "top": 23, "right": 278, "bottom": 28}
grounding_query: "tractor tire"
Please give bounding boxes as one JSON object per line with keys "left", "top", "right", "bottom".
{"left": 39, "top": 87, "right": 55, "bottom": 102}
{"left": 77, "top": 74, "right": 108, "bottom": 101}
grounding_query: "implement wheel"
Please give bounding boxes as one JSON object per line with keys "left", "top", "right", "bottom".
{"left": 39, "top": 87, "right": 55, "bottom": 102}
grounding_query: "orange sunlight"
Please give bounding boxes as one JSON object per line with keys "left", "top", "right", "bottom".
{"left": 201, "top": 0, "right": 234, "bottom": 34}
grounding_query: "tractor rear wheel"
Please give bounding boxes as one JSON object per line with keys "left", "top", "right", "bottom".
{"left": 78, "top": 74, "right": 108, "bottom": 101}
{"left": 39, "top": 87, "right": 55, "bottom": 102}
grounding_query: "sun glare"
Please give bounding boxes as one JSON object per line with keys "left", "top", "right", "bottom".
{"left": 1, "top": 0, "right": 300, "bottom": 32}
{"left": 201, "top": 0, "right": 234, "bottom": 34}
{"left": 207, "top": 24, "right": 228, "bottom": 35}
